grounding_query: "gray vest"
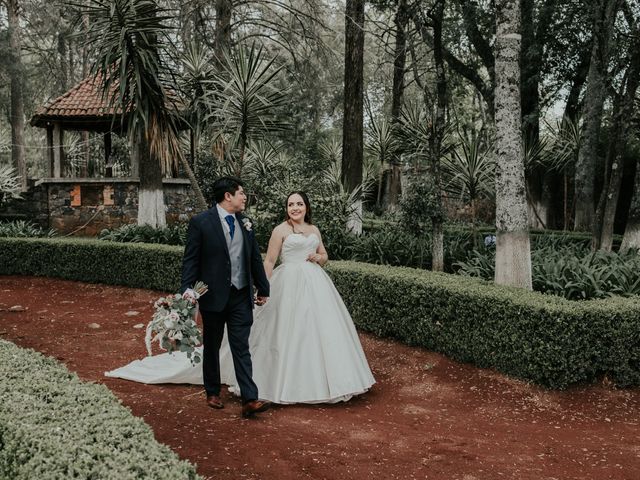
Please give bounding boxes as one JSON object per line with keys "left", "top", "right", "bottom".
{"left": 226, "top": 217, "right": 248, "bottom": 289}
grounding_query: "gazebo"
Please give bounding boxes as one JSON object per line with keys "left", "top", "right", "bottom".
{"left": 26, "top": 76, "right": 195, "bottom": 234}
{"left": 31, "top": 76, "right": 134, "bottom": 178}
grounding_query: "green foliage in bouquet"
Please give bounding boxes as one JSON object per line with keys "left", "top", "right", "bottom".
{"left": 0, "top": 340, "right": 201, "bottom": 479}
{"left": 146, "top": 281, "right": 207, "bottom": 364}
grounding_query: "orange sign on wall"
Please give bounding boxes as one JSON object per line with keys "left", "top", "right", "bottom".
{"left": 70, "top": 185, "right": 81, "bottom": 206}
{"left": 103, "top": 185, "right": 115, "bottom": 206}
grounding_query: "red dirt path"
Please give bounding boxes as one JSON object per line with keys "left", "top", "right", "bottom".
{"left": 1, "top": 275, "right": 639, "bottom": 480}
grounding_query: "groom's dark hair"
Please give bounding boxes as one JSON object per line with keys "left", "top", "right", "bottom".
{"left": 285, "top": 191, "right": 312, "bottom": 224}
{"left": 213, "top": 176, "right": 244, "bottom": 204}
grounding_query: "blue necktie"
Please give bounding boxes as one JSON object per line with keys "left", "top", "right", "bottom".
{"left": 225, "top": 215, "right": 235, "bottom": 240}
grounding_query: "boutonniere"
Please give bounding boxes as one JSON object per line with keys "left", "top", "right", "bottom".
{"left": 241, "top": 217, "right": 253, "bottom": 232}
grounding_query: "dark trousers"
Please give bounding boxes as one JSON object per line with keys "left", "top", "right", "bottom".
{"left": 201, "top": 286, "right": 258, "bottom": 402}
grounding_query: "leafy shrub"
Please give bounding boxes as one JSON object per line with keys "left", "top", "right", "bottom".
{"left": 0, "top": 220, "right": 57, "bottom": 238}
{"left": 0, "top": 237, "right": 182, "bottom": 291}
{"left": 350, "top": 225, "right": 476, "bottom": 272}
{"left": 2, "top": 236, "right": 640, "bottom": 388}
{"left": 99, "top": 223, "right": 188, "bottom": 246}
{"left": 0, "top": 340, "right": 201, "bottom": 479}
{"left": 0, "top": 164, "right": 22, "bottom": 206}
{"left": 399, "top": 176, "right": 444, "bottom": 235}
{"left": 456, "top": 244, "right": 640, "bottom": 300}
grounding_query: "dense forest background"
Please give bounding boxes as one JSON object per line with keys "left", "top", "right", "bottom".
{"left": 1, "top": 0, "right": 639, "bottom": 253}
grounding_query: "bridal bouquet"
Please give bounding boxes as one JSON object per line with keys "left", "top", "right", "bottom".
{"left": 145, "top": 281, "right": 207, "bottom": 365}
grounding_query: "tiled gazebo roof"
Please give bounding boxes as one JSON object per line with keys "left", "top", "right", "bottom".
{"left": 30, "top": 76, "right": 124, "bottom": 131}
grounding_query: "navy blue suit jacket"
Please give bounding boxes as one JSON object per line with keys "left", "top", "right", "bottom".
{"left": 180, "top": 208, "right": 270, "bottom": 312}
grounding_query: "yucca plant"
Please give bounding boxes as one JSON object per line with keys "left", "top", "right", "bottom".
{"left": 80, "top": 0, "right": 207, "bottom": 223}
{"left": 0, "top": 164, "right": 22, "bottom": 206}
{"left": 178, "top": 41, "right": 216, "bottom": 173}
{"left": 525, "top": 118, "right": 581, "bottom": 229}
{"left": 206, "top": 43, "right": 290, "bottom": 175}
{"left": 441, "top": 130, "right": 494, "bottom": 244}
{"left": 318, "top": 137, "right": 342, "bottom": 167}
{"left": 0, "top": 220, "right": 56, "bottom": 238}
{"left": 365, "top": 109, "right": 400, "bottom": 208}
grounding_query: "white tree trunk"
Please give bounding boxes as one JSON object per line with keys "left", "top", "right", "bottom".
{"left": 620, "top": 221, "right": 640, "bottom": 253}
{"left": 138, "top": 188, "right": 166, "bottom": 228}
{"left": 621, "top": 161, "right": 640, "bottom": 253}
{"left": 137, "top": 131, "right": 166, "bottom": 227}
{"left": 346, "top": 199, "right": 363, "bottom": 235}
{"left": 494, "top": 0, "right": 532, "bottom": 289}
{"left": 431, "top": 221, "right": 444, "bottom": 272}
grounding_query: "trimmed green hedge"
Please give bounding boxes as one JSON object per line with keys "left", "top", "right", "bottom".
{"left": 0, "top": 237, "right": 183, "bottom": 291}
{"left": 0, "top": 340, "right": 201, "bottom": 479}
{"left": 1, "top": 237, "right": 639, "bottom": 389}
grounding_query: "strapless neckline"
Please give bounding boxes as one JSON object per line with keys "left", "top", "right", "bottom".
{"left": 283, "top": 232, "right": 319, "bottom": 244}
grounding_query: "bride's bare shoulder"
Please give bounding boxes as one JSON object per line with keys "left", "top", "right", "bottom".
{"left": 271, "top": 222, "right": 290, "bottom": 236}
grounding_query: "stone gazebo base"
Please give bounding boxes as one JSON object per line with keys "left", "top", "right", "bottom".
{"left": 31, "top": 177, "right": 197, "bottom": 236}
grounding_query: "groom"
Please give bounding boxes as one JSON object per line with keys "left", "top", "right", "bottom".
{"left": 181, "top": 176, "right": 271, "bottom": 418}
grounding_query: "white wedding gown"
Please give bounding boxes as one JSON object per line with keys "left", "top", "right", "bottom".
{"left": 105, "top": 233, "right": 375, "bottom": 404}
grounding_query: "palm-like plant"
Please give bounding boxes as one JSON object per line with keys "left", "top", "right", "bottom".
{"left": 397, "top": 102, "right": 455, "bottom": 167}
{"left": 320, "top": 138, "right": 375, "bottom": 198}
{"left": 0, "top": 164, "right": 22, "bottom": 206}
{"left": 441, "top": 131, "right": 495, "bottom": 236}
{"left": 525, "top": 117, "right": 581, "bottom": 230}
{"left": 81, "top": 0, "right": 207, "bottom": 225}
{"left": 365, "top": 113, "right": 400, "bottom": 208}
{"left": 178, "top": 41, "right": 216, "bottom": 171}
{"left": 206, "top": 43, "right": 290, "bottom": 175}
{"left": 318, "top": 137, "right": 343, "bottom": 167}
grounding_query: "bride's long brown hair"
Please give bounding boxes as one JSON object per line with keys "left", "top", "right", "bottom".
{"left": 284, "top": 191, "right": 312, "bottom": 229}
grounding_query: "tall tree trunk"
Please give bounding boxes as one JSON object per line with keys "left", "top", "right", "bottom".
{"left": 7, "top": 0, "right": 27, "bottom": 192}
{"left": 388, "top": 0, "right": 408, "bottom": 210}
{"left": 598, "top": 34, "right": 640, "bottom": 251}
{"left": 81, "top": 7, "right": 91, "bottom": 177}
{"left": 494, "top": 0, "right": 532, "bottom": 289}
{"left": 522, "top": 0, "right": 558, "bottom": 229}
{"left": 574, "top": 0, "right": 621, "bottom": 231}
{"left": 214, "top": 0, "right": 232, "bottom": 68}
{"left": 563, "top": 47, "right": 591, "bottom": 122}
{"left": 342, "top": 0, "right": 365, "bottom": 234}
{"left": 430, "top": 0, "right": 447, "bottom": 272}
{"left": 520, "top": 0, "right": 539, "bottom": 143}
{"left": 58, "top": 29, "right": 68, "bottom": 92}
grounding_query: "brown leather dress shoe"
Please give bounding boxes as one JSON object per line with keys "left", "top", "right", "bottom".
{"left": 241, "top": 400, "right": 271, "bottom": 418}
{"left": 206, "top": 395, "right": 224, "bottom": 409}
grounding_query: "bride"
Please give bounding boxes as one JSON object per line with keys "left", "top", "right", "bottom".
{"left": 106, "top": 191, "right": 375, "bottom": 404}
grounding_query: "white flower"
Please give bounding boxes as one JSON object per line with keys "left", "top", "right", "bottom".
{"left": 182, "top": 289, "right": 198, "bottom": 303}
{"left": 241, "top": 217, "right": 253, "bottom": 231}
